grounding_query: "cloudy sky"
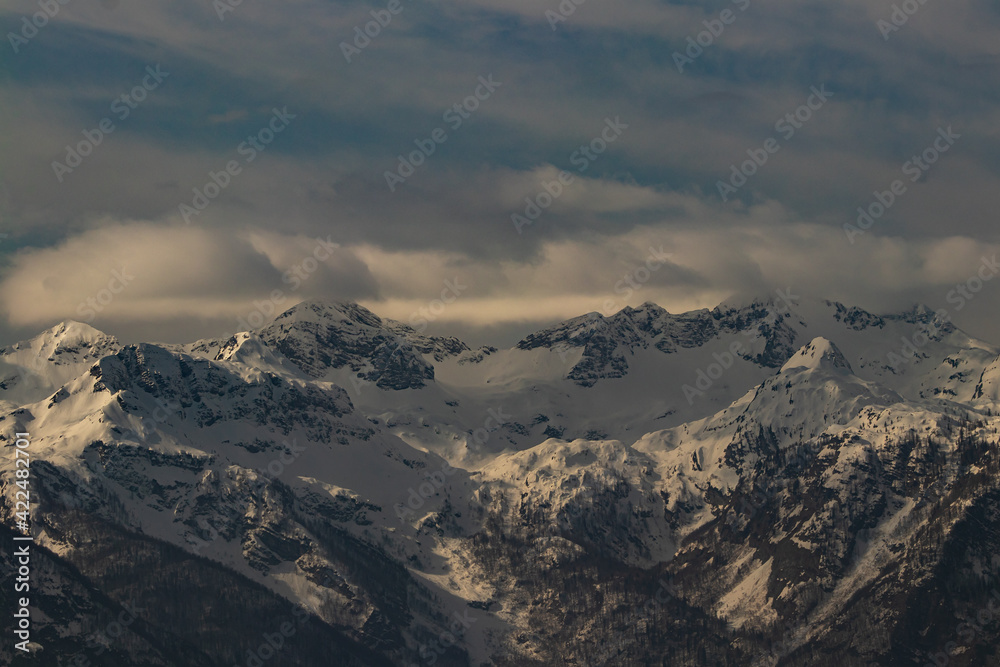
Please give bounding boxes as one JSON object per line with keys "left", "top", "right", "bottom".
{"left": 1, "top": 0, "right": 999, "bottom": 347}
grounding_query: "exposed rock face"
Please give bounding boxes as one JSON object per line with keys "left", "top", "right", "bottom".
{"left": 256, "top": 300, "right": 467, "bottom": 390}
{"left": 3, "top": 297, "right": 1000, "bottom": 666}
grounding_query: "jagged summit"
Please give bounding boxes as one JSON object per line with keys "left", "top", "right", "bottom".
{"left": 4, "top": 319, "right": 117, "bottom": 355}
{"left": 716, "top": 290, "right": 786, "bottom": 310}
{"left": 617, "top": 301, "right": 671, "bottom": 317}
{"left": 897, "top": 302, "right": 938, "bottom": 319}
{"left": 4, "top": 296, "right": 1000, "bottom": 665}
{"left": 0, "top": 319, "right": 121, "bottom": 407}
{"left": 271, "top": 298, "right": 384, "bottom": 328}
{"left": 780, "top": 337, "right": 853, "bottom": 374}
{"left": 714, "top": 291, "right": 833, "bottom": 321}
{"left": 48, "top": 319, "right": 111, "bottom": 339}
{"left": 257, "top": 298, "right": 470, "bottom": 389}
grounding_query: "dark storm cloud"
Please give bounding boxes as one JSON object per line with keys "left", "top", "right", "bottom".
{"left": 1, "top": 0, "right": 999, "bottom": 345}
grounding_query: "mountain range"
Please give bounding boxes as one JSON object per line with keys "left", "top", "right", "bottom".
{"left": 3, "top": 295, "right": 1000, "bottom": 666}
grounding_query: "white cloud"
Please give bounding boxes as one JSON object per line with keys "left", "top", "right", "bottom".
{"left": 5, "top": 207, "right": 997, "bottom": 344}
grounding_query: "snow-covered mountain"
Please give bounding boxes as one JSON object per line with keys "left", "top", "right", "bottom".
{"left": 0, "top": 321, "right": 120, "bottom": 410}
{"left": 3, "top": 296, "right": 1000, "bottom": 666}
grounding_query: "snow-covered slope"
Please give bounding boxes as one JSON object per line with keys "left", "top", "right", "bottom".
{"left": 255, "top": 299, "right": 468, "bottom": 389}
{"left": 353, "top": 296, "right": 996, "bottom": 469}
{"left": 0, "top": 320, "right": 119, "bottom": 410}
{"left": 973, "top": 351, "right": 1000, "bottom": 403}
{"left": 3, "top": 297, "right": 1000, "bottom": 666}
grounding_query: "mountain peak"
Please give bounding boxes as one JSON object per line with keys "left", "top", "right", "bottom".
{"left": 3, "top": 320, "right": 118, "bottom": 360}
{"left": 271, "top": 299, "right": 383, "bottom": 329}
{"left": 214, "top": 331, "right": 299, "bottom": 370}
{"left": 717, "top": 290, "right": 791, "bottom": 311}
{"left": 30, "top": 320, "right": 114, "bottom": 346}
{"left": 891, "top": 302, "right": 948, "bottom": 327}
{"left": 258, "top": 298, "right": 443, "bottom": 389}
{"left": 0, "top": 320, "right": 120, "bottom": 405}
{"left": 52, "top": 319, "right": 109, "bottom": 337}
{"left": 780, "top": 336, "right": 853, "bottom": 374}
{"left": 616, "top": 301, "right": 669, "bottom": 320}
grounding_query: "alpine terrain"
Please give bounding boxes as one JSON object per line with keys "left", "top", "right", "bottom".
{"left": 3, "top": 296, "right": 1000, "bottom": 666}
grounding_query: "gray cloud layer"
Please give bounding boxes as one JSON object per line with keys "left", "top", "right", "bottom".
{"left": 1, "top": 0, "right": 998, "bottom": 346}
